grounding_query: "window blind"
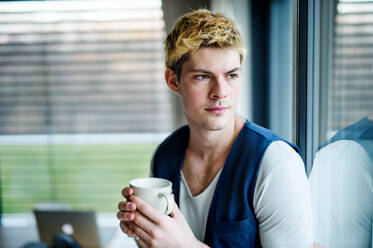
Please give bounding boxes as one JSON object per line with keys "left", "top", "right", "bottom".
{"left": 0, "top": 0, "right": 173, "bottom": 213}
{"left": 331, "top": 0, "right": 373, "bottom": 131}
{"left": 0, "top": 0, "right": 173, "bottom": 135}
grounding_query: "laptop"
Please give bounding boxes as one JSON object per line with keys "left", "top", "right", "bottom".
{"left": 34, "top": 210, "right": 116, "bottom": 248}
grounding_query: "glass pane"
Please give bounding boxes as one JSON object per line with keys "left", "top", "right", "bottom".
{"left": 0, "top": 0, "right": 172, "bottom": 214}
{"left": 310, "top": 0, "right": 373, "bottom": 247}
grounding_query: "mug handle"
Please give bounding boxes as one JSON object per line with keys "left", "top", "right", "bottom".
{"left": 159, "top": 192, "right": 174, "bottom": 215}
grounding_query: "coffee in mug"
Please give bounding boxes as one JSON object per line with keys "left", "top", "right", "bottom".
{"left": 129, "top": 177, "right": 173, "bottom": 215}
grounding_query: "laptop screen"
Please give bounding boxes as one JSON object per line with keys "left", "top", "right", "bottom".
{"left": 34, "top": 210, "right": 106, "bottom": 248}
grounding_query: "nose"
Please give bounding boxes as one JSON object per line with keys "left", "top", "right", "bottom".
{"left": 209, "top": 76, "right": 228, "bottom": 99}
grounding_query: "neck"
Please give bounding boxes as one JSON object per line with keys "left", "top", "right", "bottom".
{"left": 187, "top": 114, "right": 245, "bottom": 160}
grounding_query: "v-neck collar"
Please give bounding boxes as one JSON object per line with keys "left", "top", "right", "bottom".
{"left": 181, "top": 168, "right": 223, "bottom": 199}
{"left": 176, "top": 120, "right": 249, "bottom": 214}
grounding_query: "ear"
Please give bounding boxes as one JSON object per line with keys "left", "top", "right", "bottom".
{"left": 165, "top": 68, "right": 181, "bottom": 94}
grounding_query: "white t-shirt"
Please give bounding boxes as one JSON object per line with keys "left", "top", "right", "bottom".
{"left": 180, "top": 169, "right": 222, "bottom": 241}
{"left": 309, "top": 140, "right": 373, "bottom": 248}
{"left": 179, "top": 140, "right": 313, "bottom": 248}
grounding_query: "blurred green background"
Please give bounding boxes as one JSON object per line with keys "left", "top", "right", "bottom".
{"left": 0, "top": 144, "right": 157, "bottom": 213}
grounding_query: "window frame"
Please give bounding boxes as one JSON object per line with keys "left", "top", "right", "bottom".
{"left": 297, "top": 0, "right": 337, "bottom": 175}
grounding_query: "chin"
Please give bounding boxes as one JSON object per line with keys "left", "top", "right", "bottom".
{"left": 201, "top": 116, "right": 233, "bottom": 131}
{"left": 202, "top": 124, "right": 226, "bottom": 131}
{"left": 186, "top": 111, "right": 235, "bottom": 131}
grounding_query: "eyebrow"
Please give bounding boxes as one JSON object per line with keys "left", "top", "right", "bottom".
{"left": 189, "top": 67, "right": 241, "bottom": 74}
{"left": 226, "top": 67, "right": 241, "bottom": 73}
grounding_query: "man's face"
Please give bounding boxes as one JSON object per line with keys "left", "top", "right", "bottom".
{"left": 178, "top": 47, "right": 241, "bottom": 131}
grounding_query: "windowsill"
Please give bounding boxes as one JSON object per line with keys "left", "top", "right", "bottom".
{"left": 2, "top": 212, "right": 119, "bottom": 227}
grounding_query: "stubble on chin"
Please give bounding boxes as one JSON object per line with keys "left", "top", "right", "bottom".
{"left": 201, "top": 112, "right": 236, "bottom": 131}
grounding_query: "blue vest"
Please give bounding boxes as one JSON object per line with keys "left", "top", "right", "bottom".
{"left": 319, "top": 117, "right": 373, "bottom": 148}
{"left": 152, "top": 120, "right": 300, "bottom": 247}
{"left": 318, "top": 116, "right": 373, "bottom": 163}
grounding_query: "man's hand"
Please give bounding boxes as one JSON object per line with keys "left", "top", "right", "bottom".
{"left": 118, "top": 193, "right": 208, "bottom": 248}
{"left": 117, "top": 187, "right": 137, "bottom": 237}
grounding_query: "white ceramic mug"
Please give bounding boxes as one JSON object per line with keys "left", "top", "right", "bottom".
{"left": 129, "top": 177, "right": 173, "bottom": 215}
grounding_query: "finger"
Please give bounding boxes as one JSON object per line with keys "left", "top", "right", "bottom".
{"left": 130, "top": 195, "right": 163, "bottom": 224}
{"left": 118, "top": 201, "right": 136, "bottom": 211}
{"left": 132, "top": 223, "right": 154, "bottom": 247}
{"left": 121, "top": 187, "right": 134, "bottom": 198}
{"left": 137, "top": 237, "right": 152, "bottom": 248}
{"left": 133, "top": 210, "right": 158, "bottom": 236}
{"left": 117, "top": 211, "right": 135, "bottom": 221}
{"left": 122, "top": 222, "right": 137, "bottom": 237}
{"left": 119, "top": 221, "right": 137, "bottom": 237}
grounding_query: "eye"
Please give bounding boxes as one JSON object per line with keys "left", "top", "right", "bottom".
{"left": 226, "top": 73, "right": 239, "bottom": 80}
{"left": 194, "top": 74, "right": 209, "bottom": 80}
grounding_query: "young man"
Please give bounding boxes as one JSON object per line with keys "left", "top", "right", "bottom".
{"left": 117, "top": 9, "right": 313, "bottom": 248}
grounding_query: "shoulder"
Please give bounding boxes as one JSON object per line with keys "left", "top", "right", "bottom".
{"left": 241, "top": 121, "right": 300, "bottom": 155}
{"left": 253, "top": 141, "right": 308, "bottom": 215}
{"left": 242, "top": 121, "right": 284, "bottom": 142}
{"left": 259, "top": 140, "right": 304, "bottom": 176}
{"left": 254, "top": 140, "right": 308, "bottom": 207}
{"left": 154, "top": 125, "right": 189, "bottom": 156}
{"left": 253, "top": 141, "right": 313, "bottom": 247}
{"left": 151, "top": 125, "right": 189, "bottom": 175}
{"left": 312, "top": 140, "right": 372, "bottom": 173}
{"left": 310, "top": 140, "right": 373, "bottom": 185}
{"left": 318, "top": 139, "right": 368, "bottom": 158}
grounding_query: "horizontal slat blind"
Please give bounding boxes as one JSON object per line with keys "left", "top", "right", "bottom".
{"left": 331, "top": 1, "right": 373, "bottom": 131}
{"left": 0, "top": 0, "right": 172, "bottom": 214}
{"left": 0, "top": 0, "right": 173, "bottom": 134}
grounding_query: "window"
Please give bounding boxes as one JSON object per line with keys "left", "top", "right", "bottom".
{"left": 248, "top": 0, "right": 298, "bottom": 143}
{"left": 0, "top": 0, "right": 173, "bottom": 215}
{"left": 308, "top": 0, "right": 373, "bottom": 246}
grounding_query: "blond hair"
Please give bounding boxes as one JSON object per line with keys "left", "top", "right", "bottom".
{"left": 164, "top": 9, "right": 245, "bottom": 77}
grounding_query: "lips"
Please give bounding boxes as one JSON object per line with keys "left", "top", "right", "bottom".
{"left": 205, "top": 106, "right": 229, "bottom": 115}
